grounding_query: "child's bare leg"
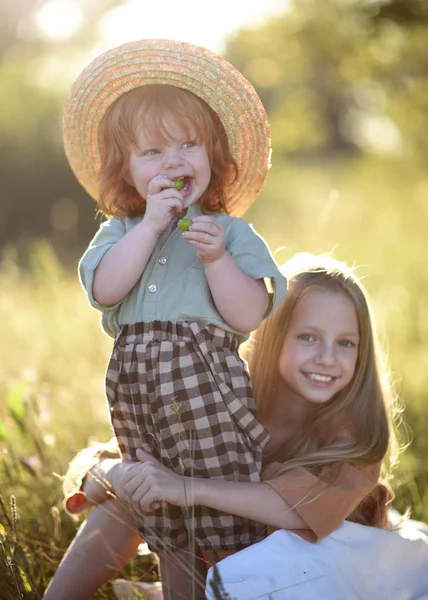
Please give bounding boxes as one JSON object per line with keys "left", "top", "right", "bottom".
{"left": 43, "top": 499, "right": 141, "bottom": 600}
{"left": 159, "top": 546, "right": 207, "bottom": 600}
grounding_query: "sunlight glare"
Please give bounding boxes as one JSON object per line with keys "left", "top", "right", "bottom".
{"left": 100, "top": 0, "right": 290, "bottom": 53}
{"left": 36, "top": 0, "right": 82, "bottom": 41}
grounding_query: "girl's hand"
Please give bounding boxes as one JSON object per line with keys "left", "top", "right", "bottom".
{"left": 121, "top": 450, "right": 195, "bottom": 515}
{"left": 181, "top": 216, "right": 225, "bottom": 263}
{"left": 143, "top": 175, "right": 184, "bottom": 235}
{"left": 105, "top": 458, "right": 166, "bottom": 513}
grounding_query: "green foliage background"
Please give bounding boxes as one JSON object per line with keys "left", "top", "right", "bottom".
{"left": 1, "top": 0, "right": 428, "bottom": 597}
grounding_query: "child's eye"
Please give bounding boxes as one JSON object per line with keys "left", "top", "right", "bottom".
{"left": 298, "top": 333, "right": 315, "bottom": 342}
{"left": 142, "top": 148, "right": 159, "bottom": 157}
{"left": 182, "top": 141, "right": 196, "bottom": 149}
{"left": 338, "top": 339, "right": 356, "bottom": 348}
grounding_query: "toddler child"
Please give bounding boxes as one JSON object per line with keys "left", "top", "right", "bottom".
{"left": 62, "top": 38, "right": 287, "bottom": 557}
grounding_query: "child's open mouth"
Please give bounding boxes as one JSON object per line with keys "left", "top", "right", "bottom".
{"left": 174, "top": 176, "right": 191, "bottom": 195}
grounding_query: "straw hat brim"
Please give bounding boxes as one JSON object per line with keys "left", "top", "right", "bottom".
{"left": 62, "top": 39, "right": 271, "bottom": 217}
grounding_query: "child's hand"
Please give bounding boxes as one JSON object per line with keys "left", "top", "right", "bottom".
{"left": 143, "top": 175, "right": 184, "bottom": 235}
{"left": 181, "top": 216, "right": 225, "bottom": 263}
{"left": 121, "top": 450, "right": 194, "bottom": 515}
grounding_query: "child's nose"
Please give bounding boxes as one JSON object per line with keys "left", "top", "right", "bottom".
{"left": 316, "top": 342, "right": 335, "bottom": 366}
{"left": 163, "top": 147, "right": 183, "bottom": 169}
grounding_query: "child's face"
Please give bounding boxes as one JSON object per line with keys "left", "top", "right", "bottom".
{"left": 128, "top": 116, "right": 211, "bottom": 208}
{"left": 277, "top": 289, "right": 359, "bottom": 406}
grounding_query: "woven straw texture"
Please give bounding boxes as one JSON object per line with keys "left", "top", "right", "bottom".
{"left": 62, "top": 39, "right": 271, "bottom": 217}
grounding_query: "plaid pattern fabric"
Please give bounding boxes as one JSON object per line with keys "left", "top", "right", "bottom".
{"left": 105, "top": 320, "right": 270, "bottom": 552}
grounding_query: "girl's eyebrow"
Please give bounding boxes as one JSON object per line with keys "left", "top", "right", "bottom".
{"left": 295, "top": 323, "right": 359, "bottom": 338}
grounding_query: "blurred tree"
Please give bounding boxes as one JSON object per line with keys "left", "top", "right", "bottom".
{"left": 0, "top": 0, "right": 123, "bottom": 262}
{"left": 1, "top": 0, "right": 428, "bottom": 258}
{"left": 372, "top": 0, "right": 428, "bottom": 25}
{"left": 225, "top": 0, "right": 428, "bottom": 161}
{"left": 367, "top": 0, "right": 428, "bottom": 163}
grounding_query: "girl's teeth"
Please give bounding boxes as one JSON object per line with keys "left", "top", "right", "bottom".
{"left": 307, "top": 373, "right": 333, "bottom": 382}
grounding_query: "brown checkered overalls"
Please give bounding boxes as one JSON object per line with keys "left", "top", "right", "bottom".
{"left": 105, "top": 320, "right": 269, "bottom": 552}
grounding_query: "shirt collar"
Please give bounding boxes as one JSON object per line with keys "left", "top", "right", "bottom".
{"left": 186, "top": 203, "right": 202, "bottom": 218}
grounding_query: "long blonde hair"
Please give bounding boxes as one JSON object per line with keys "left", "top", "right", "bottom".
{"left": 248, "top": 253, "right": 400, "bottom": 478}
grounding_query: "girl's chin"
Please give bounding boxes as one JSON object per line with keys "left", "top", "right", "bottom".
{"left": 306, "top": 395, "right": 334, "bottom": 405}
{"left": 302, "top": 384, "right": 337, "bottom": 404}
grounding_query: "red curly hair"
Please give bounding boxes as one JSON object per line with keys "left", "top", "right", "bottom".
{"left": 97, "top": 85, "right": 238, "bottom": 218}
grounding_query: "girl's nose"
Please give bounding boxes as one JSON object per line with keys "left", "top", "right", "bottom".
{"left": 315, "top": 342, "right": 335, "bottom": 366}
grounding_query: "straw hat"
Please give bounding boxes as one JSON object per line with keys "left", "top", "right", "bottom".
{"left": 62, "top": 39, "right": 271, "bottom": 217}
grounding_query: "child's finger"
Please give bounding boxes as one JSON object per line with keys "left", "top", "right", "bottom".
{"left": 191, "top": 215, "right": 219, "bottom": 225}
{"left": 182, "top": 231, "right": 215, "bottom": 245}
{"left": 146, "top": 190, "right": 183, "bottom": 208}
{"left": 147, "top": 174, "right": 174, "bottom": 194}
{"left": 188, "top": 220, "right": 221, "bottom": 234}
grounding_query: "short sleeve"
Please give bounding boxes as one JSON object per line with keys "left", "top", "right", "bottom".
{"left": 226, "top": 219, "right": 287, "bottom": 316}
{"left": 78, "top": 217, "right": 126, "bottom": 312}
{"left": 262, "top": 462, "right": 381, "bottom": 540}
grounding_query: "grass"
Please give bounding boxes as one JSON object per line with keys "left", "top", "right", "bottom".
{"left": 0, "top": 383, "right": 160, "bottom": 598}
{"left": 1, "top": 158, "right": 428, "bottom": 598}
{"left": 0, "top": 244, "right": 160, "bottom": 598}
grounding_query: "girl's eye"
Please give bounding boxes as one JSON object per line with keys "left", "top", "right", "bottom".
{"left": 338, "top": 340, "right": 356, "bottom": 348}
{"left": 182, "top": 141, "right": 196, "bottom": 149}
{"left": 298, "top": 333, "right": 315, "bottom": 342}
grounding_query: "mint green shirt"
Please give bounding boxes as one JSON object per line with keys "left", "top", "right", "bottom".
{"left": 79, "top": 203, "right": 287, "bottom": 340}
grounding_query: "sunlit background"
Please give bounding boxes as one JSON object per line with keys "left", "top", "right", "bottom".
{"left": 36, "top": 0, "right": 290, "bottom": 50}
{"left": 1, "top": 0, "right": 428, "bottom": 597}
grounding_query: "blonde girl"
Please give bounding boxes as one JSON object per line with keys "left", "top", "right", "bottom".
{"left": 45, "top": 253, "right": 402, "bottom": 600}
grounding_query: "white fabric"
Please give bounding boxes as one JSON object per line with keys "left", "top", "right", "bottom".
{"left": 206, "top": 518, "right": 428, "bottom": 599}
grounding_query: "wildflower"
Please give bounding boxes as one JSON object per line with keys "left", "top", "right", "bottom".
{"left": 43, "top": 433, "right": 56, "bottom": 446}
{"left": 25, "top": 456, "right": 42, "bottom": 470}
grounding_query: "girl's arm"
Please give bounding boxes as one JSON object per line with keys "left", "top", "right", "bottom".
{"left": 263, "top": 462, "right": 382, "bottom": 539}
{"left": 119, "top": 453, "right": 382, "bottom": 539}
{"left": 187, "top": 476, "right": 306, "bottom": 530}
{"left": 64, "top": 451, "right": 304, "bottom": 530}
{"left": 121, "top": 451, "right": 307, "bottom": 531}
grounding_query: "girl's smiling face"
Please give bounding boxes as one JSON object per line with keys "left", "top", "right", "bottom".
{"left": 128, "top": 115, "right": 211, "bottom": 208}
{"left": 277, "top": 288, "right": 360, "bottom": 406}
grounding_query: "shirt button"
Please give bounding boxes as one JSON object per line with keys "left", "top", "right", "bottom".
{"left": 148, "top": 284, "right": 157, "bottom": 293}
{"left": 158, "top": 256, "right": 167, "bottom": 265}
